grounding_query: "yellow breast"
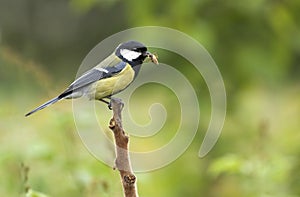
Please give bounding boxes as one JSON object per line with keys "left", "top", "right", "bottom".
{"left": 88, "top": 63, "right": 135, "bottom": 99}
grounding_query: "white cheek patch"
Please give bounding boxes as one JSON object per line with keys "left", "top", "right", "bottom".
{"left": 120, "top": 49, "right": 142, "bottom": 61}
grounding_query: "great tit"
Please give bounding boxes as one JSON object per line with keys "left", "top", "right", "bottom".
{"left": 25, "top": 40, "right": 158, "bottom": 117}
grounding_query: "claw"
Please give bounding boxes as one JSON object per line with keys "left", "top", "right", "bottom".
{"left": 108, "top": 102, "right": 112, "bottom": 110}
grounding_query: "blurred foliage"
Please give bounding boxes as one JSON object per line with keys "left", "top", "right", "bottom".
{"left": 26, "top": 189, "right": 50, "bottom": 197}
{"left": 0, "top": 0, "right": 300, "bottom": 196}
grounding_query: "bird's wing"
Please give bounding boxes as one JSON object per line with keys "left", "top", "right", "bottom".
{"left": 59, "top": 56, "right": 126, "bottom": 98}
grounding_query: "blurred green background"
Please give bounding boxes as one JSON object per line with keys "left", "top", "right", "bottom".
{"left": 1, "top": 0, "right": 300, "bottom": 196}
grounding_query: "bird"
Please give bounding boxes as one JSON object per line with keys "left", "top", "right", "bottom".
{"left": 25, "top": 40, "right": 158, "bottom": 117}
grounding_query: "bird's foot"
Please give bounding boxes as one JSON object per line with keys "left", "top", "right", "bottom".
{"left": 100, "top": 98, "right": 124, "bottom": 110}
{"left": 99, "top": 98, "right": 112, "bottom": 109}
{"left": 108, "top": 101, "right": 112, "bottom": 110}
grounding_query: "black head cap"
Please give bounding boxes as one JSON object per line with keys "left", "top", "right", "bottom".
{"left": 115, "top": 41, "right": 148, "bottom": 66}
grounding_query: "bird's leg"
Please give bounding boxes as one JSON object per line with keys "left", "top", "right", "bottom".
{"left": 99, "top": 97, "right": 113, "bottom": 110}
{"left": 99, "top": 98, "right": 109, "bottom": 104}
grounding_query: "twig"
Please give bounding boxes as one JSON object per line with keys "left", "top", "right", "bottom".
{"left": 109, "top": 98, "right": 138, "bottom": 197}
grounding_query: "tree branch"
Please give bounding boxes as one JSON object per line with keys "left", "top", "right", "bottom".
{"left": 108, "top": 98, "right": 138, "bottom": 197}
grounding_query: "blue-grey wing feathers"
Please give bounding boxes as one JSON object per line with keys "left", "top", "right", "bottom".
{"left": 59, "top": 69, "right": 104, "bottom": 98}
{"left": 59, "top": 61, "right": 126, "bottom": 97}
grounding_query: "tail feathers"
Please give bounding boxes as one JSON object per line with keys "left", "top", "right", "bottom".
{"left": 25, "top": 97, "right": 61, "bottom": 117}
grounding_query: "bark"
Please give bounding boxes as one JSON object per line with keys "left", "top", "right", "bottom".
{"left": 108, "top": 98, "right": 138, "bottom": 197}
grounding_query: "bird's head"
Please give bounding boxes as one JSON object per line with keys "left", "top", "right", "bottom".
{"left": 115, "top": 41, "right": 157, "bottom": 66}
